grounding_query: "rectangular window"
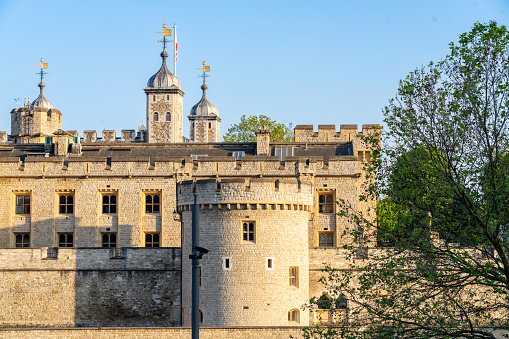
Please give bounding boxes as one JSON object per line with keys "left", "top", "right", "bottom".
{"left": 318, "top": 232, "right": 334, "bottom": 247}
{"left": 15, "top": 233, "right": 30, "bottom": 248}
{"left": 289, "top": 266, "right": 299, "bottom": 287}
{"left": 242, "top": 221, "right": 255, "bottom": 243}
{"left": 59, "top": 194, "right": 74, "bottom": 214}
{"left": 15, "top": 195, "right": 30, "bottom": 214}
{"left": 223, "top": 257, "right": 231, "bottom": 270}
{"left": 318, "top": 192, "right": 334, "bottom": 213}
{"left": 145, "top": 232, "right": 160, "bottom": 247}
{"left": 145, "top": 193, "right": 160, "bottom": 214}
{"left": 58, "top": 233, "right": 74, "bottom": 247}
{"left": 102, "top": 233, "right": 117, "bottom": 248}
{"left": 266, "top": 257, "right": 274, "bottom": 270}
{"left": 102, "top": 194, "right": 117, "bottom": 214}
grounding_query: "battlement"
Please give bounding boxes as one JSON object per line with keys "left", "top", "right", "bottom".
{"left": 294, "top": 124, "right": 381, "bottom": 142}
{"left": 82, "top": 129, "right": 136, "bottom": 143}
{"left": 177, "top": 178, "right": 313, "bottom": 212}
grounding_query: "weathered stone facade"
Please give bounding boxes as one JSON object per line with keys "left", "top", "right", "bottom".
{"left": 0, "top": 41, "right": 380, "bottom": 330}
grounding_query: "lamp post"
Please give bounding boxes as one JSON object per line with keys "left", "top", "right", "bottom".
{"left": 189, "top": 192, "right": 208, "bottom": 339}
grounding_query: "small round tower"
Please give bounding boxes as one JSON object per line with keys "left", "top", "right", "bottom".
{"left": 188, "top": 61, "right": 221, "bottom": 143}
{"left": 179, "top": 178, "right": 312, "bottom": 326}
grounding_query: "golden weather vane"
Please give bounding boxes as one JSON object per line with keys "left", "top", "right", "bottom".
{"left": 35, "top": 57, "right": 49, "bottom": 82}
{"left": 197, "top": 61, "right": 210, "bottom": 85}
{"left": 157, "top": 22, "right": 172, "bottom": 51}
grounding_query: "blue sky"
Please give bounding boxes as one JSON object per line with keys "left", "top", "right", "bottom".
{"left": 0, "top": 0, "right": 508, "bottom": 139}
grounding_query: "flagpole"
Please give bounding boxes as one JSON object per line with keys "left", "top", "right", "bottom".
{"left": 173, "top": 24, "right": 177, "bottom": 75}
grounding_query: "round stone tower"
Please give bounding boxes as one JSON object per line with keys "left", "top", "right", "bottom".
{"left": 178, "top": 178, "right": 312, "bottom": 326}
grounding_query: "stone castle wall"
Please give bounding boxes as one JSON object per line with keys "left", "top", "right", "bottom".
{"left": 0, "top": 327, "right": 307, "bottom": 338}
{"left": 0, "top": 247, "right": 181, "bottom": 328}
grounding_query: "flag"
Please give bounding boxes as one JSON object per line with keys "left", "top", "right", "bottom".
{"left": 174, "top": 25, "right": 178, "bottom": 75}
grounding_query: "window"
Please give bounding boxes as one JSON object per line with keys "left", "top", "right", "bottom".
{"left": 153, "top": 112, "right": 159, "bottom": 122}
{"left": 289, "top": 266, "right": 299, "bottom": 287}
{"left": 15, "top": 233, "right": 30, "bottom": 248}
{"left": 288, "top": 309, "right": 300, "bottom": 323}
{"left": 15, "top": 195, "right": 30, "bottom": 214}
{"left": 318, "top": 232, "right": 334, "bottom": 247}
{"left": 209, "top": 122, "right": 211, "bottom": 129}
{"left": 266, "top": 257, "right": 274, "bottom": 270}
{"left": 145, "top": 232, "right": 160, "bottom": 247}
{"left": 145, "top": 194, "right": 160, "bottom": 214}
{"left": 223, "top": 257, "right": 231, "bottom": 270}
{"left": 242, "top": 221, "right": 255, "bottom": 243}
{"left": 318, "top": 192, "right": 334, "bottom": 213}
{"left": 153, "top": 95, "right": 156, "bottom": 102}
{"left": 102, "top": 233, "right": 116, "bottom": 247}
{"left": 102, "top": 194, "right": 117, "bottom": 214}
{"left": 199, "top": 310, "right": 203, "bottom": 325}
{"left": 166, "top": 112, "right": 171, "bottom": 121}
{"left": 59, "top": 194, "right": 74, "bottom": 214}
{"left": 166, "top": 95, "right": 169, "bottom": 100}
{"left": 316, "top": 293, "right": 347, "bottom": 325}
{"left": 58, "top": 233, "right": 73, "bottom": 247}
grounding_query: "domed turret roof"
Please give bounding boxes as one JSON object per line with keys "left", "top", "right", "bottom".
{"left": 190, "top": 84, "right": 218, "bottom": 116}
{"left": 31, "top": 81, "right": 53, "bottom": 110}
{"left": 147, "top": 50, "right": 181, "bottom": 89}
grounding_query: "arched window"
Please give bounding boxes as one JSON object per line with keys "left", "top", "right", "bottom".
{"left": 153, "top": 112, "right": 159, "bottom": 122}
{"left": 199, "top": 309, "right": 203, "bottom": 324}
{"left": 166, "top": 112, "right": 171, "bottom": 121}
{"left": 288, "top": 309, "right": 300, "bottom": 323}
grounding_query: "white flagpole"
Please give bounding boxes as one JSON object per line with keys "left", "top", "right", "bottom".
{"left": 173, "top": 24, "right": 177, "bottom": 75}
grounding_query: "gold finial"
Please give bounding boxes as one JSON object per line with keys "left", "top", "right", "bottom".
{"left": 197, "top": 60, "right": 211, "bottom": 85}
{"left": 35, "top": 57, "right": 49, "bottom": 82}
{"left": 36, "top": 57, "right": 48, "bottom": 69}
{"left": 157, "top": 22, "right": 172, "bottom": 51}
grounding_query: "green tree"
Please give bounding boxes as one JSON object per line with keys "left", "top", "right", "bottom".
{"left": 303, "top": 22, "right": 509, "bottom": 339}
{"left": 222, "top": 115, "right": 293, "bottom": 142}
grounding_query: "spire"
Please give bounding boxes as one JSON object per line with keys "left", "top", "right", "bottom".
{"left": 32, "top": 57, "right": 53, "bottom": 109}
{"left": 147, "top": 23, "right": 180, "bottom": 89}
{"left": 198, "top": 60, "right": 210, "bottom": 86}
{"left": 157, "top": 22, "right": 172, "bottom": 63}
{"left": 190, "top": 61, "right": 218, "bottom": 116}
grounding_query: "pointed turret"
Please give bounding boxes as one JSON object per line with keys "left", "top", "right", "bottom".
{"left": 188, "top": 61, "right": 221, "bottom": 143}
{"left": 11, "top": 58, "right": 62, "bottom": 144}
{"left": 144, "top": 23, "right": 184, "bottom": 143}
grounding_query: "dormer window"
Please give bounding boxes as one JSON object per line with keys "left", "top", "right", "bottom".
{"left": 154, "top": 112, "right": 159, "bottom": 122}
{"left": 166, "top": 112, "right": 171, "bottom": 121}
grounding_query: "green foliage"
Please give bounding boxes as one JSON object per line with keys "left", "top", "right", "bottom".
{"left": 303, "top": 21, "right": 509, "bottom": 339}
{"left": 222, "top": 115, "right": 293, "bottom": 142}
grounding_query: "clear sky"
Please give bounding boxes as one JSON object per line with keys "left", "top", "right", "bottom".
{"left": 0, "top": 0, "right": 508, "bottom": 139}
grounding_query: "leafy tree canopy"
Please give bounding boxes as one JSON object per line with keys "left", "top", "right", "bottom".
{"left": 222, "top": 115, "right": 293, "bottom": 142}
{"left": 304, "top": 21, "right": 509, "bottom": 339}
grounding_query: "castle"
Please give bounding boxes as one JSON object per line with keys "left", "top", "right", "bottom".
{"left": 0, "top": 25, "right": 379, "bottom": 330}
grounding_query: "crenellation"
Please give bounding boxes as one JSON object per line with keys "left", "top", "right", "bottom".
{"left": 83, "top": 130, "right": 97, "bottom": 143}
